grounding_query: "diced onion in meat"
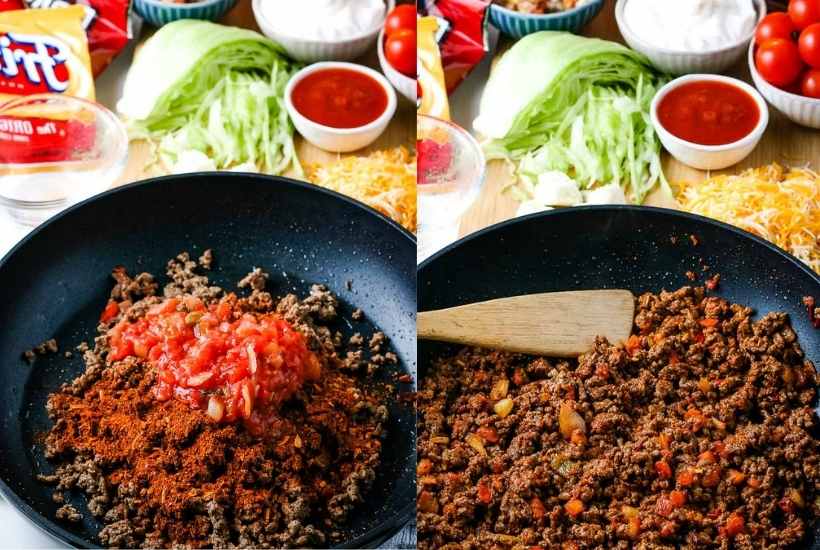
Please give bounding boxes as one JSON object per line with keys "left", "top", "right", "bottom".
{"left": 207, "top": 395, "right": 224, "bottom": 422}
{"left": 466, "top": 434, "right": 487, "bottom": 456}
{"left": 490, "top": 378, "right": 509, "bottom": 400}
{"left": 559, "top": 401, "right": 586, "bottom": 439}
{"left": 494, "top": 398, "right": 514, "bottom": 418}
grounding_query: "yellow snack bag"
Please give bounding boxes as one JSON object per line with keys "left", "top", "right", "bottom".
{"left": 417, "top": 16, "right": 450, "bottom": 121}
{"left": 0, "top": 6, "right": 95, "bottom": 102}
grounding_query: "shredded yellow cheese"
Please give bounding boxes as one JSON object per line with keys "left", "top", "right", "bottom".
{"left": 306, "top": 148, "right": 417, "bottom": 233}
{"left": 675, "top": 164, "right": 820, "bottom": 273}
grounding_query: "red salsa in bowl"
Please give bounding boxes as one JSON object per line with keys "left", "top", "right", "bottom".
{"left": 291, "top": 67, "right": 389, "bottom": 129}
{"left": 657, "top": 80, "right": 761, "bottom": 146}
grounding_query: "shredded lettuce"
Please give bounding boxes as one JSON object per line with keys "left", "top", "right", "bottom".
{"left": 118, "top": 20, "right": 300, "bottom": 175}
{"left": 474, "top": 31, "right": 669, "bottom": 204}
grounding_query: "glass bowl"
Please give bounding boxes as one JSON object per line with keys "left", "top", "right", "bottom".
{"left": 417, "top": 114, "right": 486, "bottom": 261}
{"left": 0, "top": 94, "right": 128, "bottom": 227}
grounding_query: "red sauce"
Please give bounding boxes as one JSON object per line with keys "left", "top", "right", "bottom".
{"left": 657, "top": 81, "right": 760, "bottom": 146}
{"left": 107, "top": 294, "right": 321, "bottom": 427}
{"left": 291, "top": 68, "right": 388, "bottom": 129}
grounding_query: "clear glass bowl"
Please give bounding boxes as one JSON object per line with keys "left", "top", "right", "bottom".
{"left": 417, "top": 114, "right": 486, "bottom": 261}
{"left": 0, "top": 94, "right": 128, "bottom": 227}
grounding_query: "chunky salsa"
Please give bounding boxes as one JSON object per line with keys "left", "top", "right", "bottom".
{"left": 106, "top": 293, "right": 321, "bottom": 427}
{"left": 291, "top": 68, "right": 388, "bottom": 129}
{"left": 657, "top": 80, "right": 760, "bottom": 146}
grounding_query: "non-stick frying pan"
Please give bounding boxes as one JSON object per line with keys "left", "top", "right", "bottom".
{"left": 0, "top": 173, "right": 417, "bottom": 549}
{"left": 418, "top": 205, "right": 820, "bottom": 548}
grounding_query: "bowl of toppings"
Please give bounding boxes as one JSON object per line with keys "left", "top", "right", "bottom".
{"left": 615, "top": 0, "right": 766, "bottom": 75}
{"left": 252, "top": 0, "right": 395, "bottom": 62}
{"left": 650, "top": 74, "right": 768, "bottom": 170}
{"left": 285, "top": 61, "right": 397, "bottom": 153}
{"left": 748, "top": 2, "right": 820, "bottom": 128}
{"left": 0, "top": 173, "right": 416, "bottom": 548}
{"left": 133, "top": 0, "right": 237, "bottom": 27}
{"left": 489, "top": 0, "right": 605, "bottom": 38}
{"left": 377, "top": 4, "right": 416, "bottom": 102}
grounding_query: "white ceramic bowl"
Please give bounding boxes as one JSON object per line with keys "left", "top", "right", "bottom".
{"left": 285, "top": 62, "right": 397, "bottom": 153}
{"left": 748, "top": 42, "right": 820, "bottom": 129}
{"left": 377, "top": 28, "right": 416, "bottom": 103}
{"left": 252, "top": 0, "right": 395, "bottom": 63}
{"left": 650, "top": 74, "right": 768, "bottom": 170}
{"left": 615, "top": 0, "right": 766, "bottom": 75}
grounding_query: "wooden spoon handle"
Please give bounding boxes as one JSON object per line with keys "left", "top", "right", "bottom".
{"left": 417, "top": 289, "right": 635, "bottom": 357}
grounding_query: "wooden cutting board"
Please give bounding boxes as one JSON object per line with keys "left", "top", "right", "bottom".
{"left": 458, "top": 0, "right": 820, "bottom": 237}
{"left": 111, "top": 0, "right": 415, "bottom": 187}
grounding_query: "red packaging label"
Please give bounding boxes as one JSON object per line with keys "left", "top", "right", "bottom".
{"left": 0, "top": 115, "right": 96, "bottom": 163}
{"left": 0, "top": 34, "right": 73, "bottom": 96}
{"left": 420, "top": 0, "right": 491, "bottom": 93}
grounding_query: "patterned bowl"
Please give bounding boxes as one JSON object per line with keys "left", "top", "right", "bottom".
{"left": 748, "top": 42, "right": 820, "bottom": 129}
{"left": 488, "top": 0, "right": 605, "bottom": 39}
{"left": 134, "top": 0, "right": 236, "bottom": 27}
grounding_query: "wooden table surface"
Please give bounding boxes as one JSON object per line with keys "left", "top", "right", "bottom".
{"left": 458, "top": 0, "right": 820, "bottom": 237}
{"left": 114, "top": 0, "right": 415, "bottom": 186}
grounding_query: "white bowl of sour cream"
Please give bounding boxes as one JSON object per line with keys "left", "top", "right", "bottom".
{"left": 252, "top": 0, "right": 395, "bottom": 63}
{"left": 615, "top": 0, "right": 766, "bottom": 75}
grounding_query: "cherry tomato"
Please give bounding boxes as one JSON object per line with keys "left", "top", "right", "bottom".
{"left": 799, "top": 23, "right": 820, "bottom": 67}
{"left": 756, "top": 12, "right": 796, "bottom": 43}
{"left": 384, "top": 4, "right": 416, "bottom": 37}
{"left": 755, "top": 38, "right": 804, "bottom": 86}
{"left": 801, "top": 68, "right": 820, "bottom": 97}
{"left": 385, "top": 29, "right": 416, "bottom": 77}
{"left": 789, "top": 0, "right": 820, "bottom": 31}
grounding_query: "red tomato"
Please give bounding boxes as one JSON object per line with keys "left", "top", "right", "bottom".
{"left": 755, "top": 38, "right": 804, "bottom": 86}
{"left": 385, "top": 29, "right": 417, "bottom": 77}
{"left": 756, "top": 12, "right": 796, "bottom": 43}
{"left": 384, "top": 4, "right": 416, "bottom": 37}
{"left": 801, "top": 68, "right": 820, "bottom": 97}
{"left": 789, "top": 0, "right": 820, "bottom": 30}
{"left": 100, "top": 299, "right": 120, "bottom": 322}
{"left": 799, "top": 23, "right": 820, "bottom": 67}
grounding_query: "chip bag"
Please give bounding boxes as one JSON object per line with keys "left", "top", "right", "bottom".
{"left": 1, "top": 0, "right": 131, "bottom": 76}
{"left": 0, "top": 7, "right": 96, "bottom": 164}
{"left": 0, "top": 6, "right": 95, "bottom": 101}
{"left": 419, "top": 0, "right": 490, "bottom": 93}
{"left": 418, "top": 16, "right": 450, "bottom": 120}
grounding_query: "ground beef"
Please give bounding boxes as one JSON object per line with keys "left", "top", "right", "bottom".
{"left": 40, "top": 251, "right": 396, "bottom": 549}
{"left": 56, "top": 504, "right": 82, "bottom": 523}
{"left": 22, "top": 338, "right": 59, "bottom": 364}
{"left": 418, "top": 286, "right": 820, "bottom": 550}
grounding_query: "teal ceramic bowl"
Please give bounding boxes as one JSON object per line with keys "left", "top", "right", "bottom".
{"left": 489, "top": 0, "right": 605, "bottom": 38}
{"left": 134, "top": 0, "right": 237, "bottom": 27}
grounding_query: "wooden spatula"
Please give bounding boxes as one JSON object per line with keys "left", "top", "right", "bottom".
{"left": 417, "top": 290, "right": 635, "bottom": 357}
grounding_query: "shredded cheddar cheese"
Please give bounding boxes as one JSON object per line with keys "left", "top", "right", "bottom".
{"left": 675, "top": 164, "right": 820, "bottom": 273}
{"left": 306, "top": 147, "right": 417, "bottom": 233}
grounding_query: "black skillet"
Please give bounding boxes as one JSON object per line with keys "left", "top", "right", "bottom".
{"left": 0, "top": 173, "right": 417, "bottom": 549}
{"left": 418, "top": 205, "right": 820, "bottom": 548}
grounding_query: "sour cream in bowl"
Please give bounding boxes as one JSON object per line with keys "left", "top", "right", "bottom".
{"left": 252, "top": 0, "right": 394, "bottom": 62}
{"left": 615, "top": 0, "right": 766, "bottom": 75}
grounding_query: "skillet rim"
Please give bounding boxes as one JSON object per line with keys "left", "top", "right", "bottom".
{"left": 416, "top": 204, "right": 820, "bottom": 549}
{"left": 0, "top": 172, "right": 417, "bottom": 549}
{"left": 418, "top": 204, "right": 820, "bottom": 287}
